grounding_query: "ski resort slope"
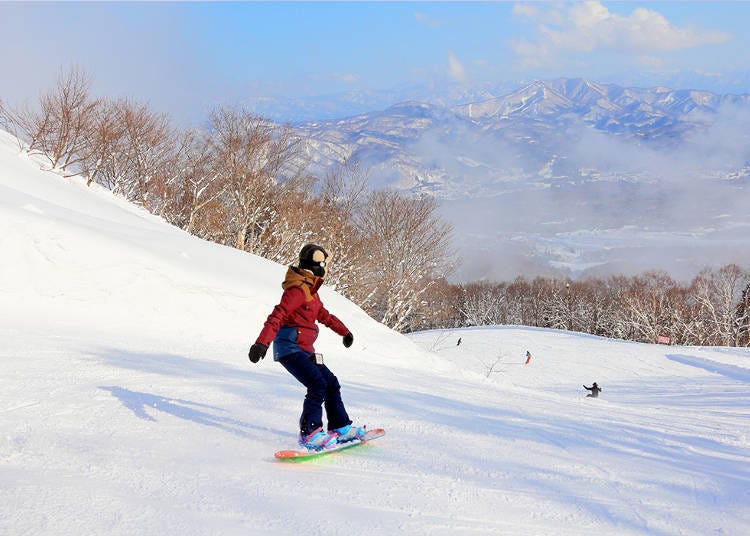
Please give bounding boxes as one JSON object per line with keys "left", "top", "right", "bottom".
{"left": 1, "top": 128, "right": 749, "bottom": 535}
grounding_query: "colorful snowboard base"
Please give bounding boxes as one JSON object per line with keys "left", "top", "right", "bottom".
{"left": 274, "top": 428, "right": 385, "bottom": 461}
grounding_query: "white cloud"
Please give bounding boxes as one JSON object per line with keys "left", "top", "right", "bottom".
{"left": 513, "top": 1, "right": 729, "bottom": 67}
{"left": 511, "top": 4, "right": 539, "bottom": 19}
{"left": 414, "top": 11, "right": 442, "bottom": 28}
{"left": 448, "top": 51, "right": 468, "bottom": 85}
{"left": 512, "top": 3, "right": 565, "bottom": 26}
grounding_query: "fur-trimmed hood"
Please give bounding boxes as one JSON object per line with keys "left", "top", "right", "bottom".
{"left": 281, "top": 266, "right": 323, "bottom": 302}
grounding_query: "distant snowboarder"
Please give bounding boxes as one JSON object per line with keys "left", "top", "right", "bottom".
{"left": 525, "top": 350, "right": 532, "bottom": 364}
{"left": 583, "top": 382, "right": 601, "bottom": 398}
{"left": 247, "top": 243, "right": 364, "bottom": 450}
{"left": 457, "top": 337, "right": 462, "bottom": 346}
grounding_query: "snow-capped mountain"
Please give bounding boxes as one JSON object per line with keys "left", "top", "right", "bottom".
{"left": 249, "top": 80, "right": 518, "bottom": 122}
{"left": 457, "top": 78, "right": 733, "bottom": 121}
{"left": 299, "top": 78, "right": 750, "bottom": 195}
{"left": 296, "top": 78, "right": 750, "bottom": 281}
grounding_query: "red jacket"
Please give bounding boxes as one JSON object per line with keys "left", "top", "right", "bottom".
{"left": 256, "top": 267, "right": 349, "bottom": 359}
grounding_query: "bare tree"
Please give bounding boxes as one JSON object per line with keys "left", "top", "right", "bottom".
{"left": 459, "top": 282, "right": 506, "bottom": 326}
{"left": 120, "top": 100, "right": 176, "bottom": 211}
{"left": 621, "top": 271, "right": 682, "bottom": 343}
{"left": 320, "top": 159, "right": 370, "bottom": 219}
{"left": 542, "top": 279, "right": 575, "bottom": 331}
{"left": 355, "top": 190, "right": 453, "bottom": 331}
{"left": 80, "top": 98, "right": 125, "bottom": 187}
{"left": 206, "top": 107, "right": 304, "bottom": 252}
{"left": 317, "top": 159, "right": 371, "bottom": 297}
{"left": 1, "top": 67, "right": 100, "bottom": 173}
{"left": 419, "top": 278, "right": 464, "bottom": 329}
{"left": 40, "top": 67, "right": 99, "bottom": 173}
{"left": 0, "top": 99, "right": 28, "bottom": 149}
{"left": 252, "top": 174, "right": 323, "bottom": 263}
{"left": 80, "top": 98, "right": 176, "bottom": 210}
{"left": 736, "top": 281, "right": 750, "bottom": 347}
{"left": 0, "top": 93, "right": 48, "bottom": 151}
{"left": 161, "top": 129, "right": 224, "bottom": 234}
{"left": 691, "top": 264, "right": 750, "bottom": 346}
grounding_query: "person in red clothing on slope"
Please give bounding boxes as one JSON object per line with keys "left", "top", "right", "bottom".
{"left": 247, "top": 244, "right": 364, "bottom": 450}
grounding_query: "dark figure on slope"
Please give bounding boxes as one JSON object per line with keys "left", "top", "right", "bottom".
{"left": 583, "top": 382, "right": 602, "bottom": 398}
{"left": 247, "top": 244, "right": 364, "bottom": 450}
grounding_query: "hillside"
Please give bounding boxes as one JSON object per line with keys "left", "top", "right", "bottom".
{"left": 1, "top": 129, "right": 749, "bottom": 535}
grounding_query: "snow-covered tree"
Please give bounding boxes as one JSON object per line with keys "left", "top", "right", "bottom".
{"left": 79, "top": 98, "right": 176, "bottom": 211}
{"left": 205, "top": 107, "right": 303, "bottom": 253}
{"left": 458, "top": 282, "right": 507, "bottom": 327}
{"left": 621, "top": 271, "right": 683, "bottom": 343}
{"left": 1, "top": 66, "right": 98, "bottom": 174}
{"left": 691, "top": 265, "right": 750, "bottom": 346}
{"left": 316, "top": 160, "right": 371, "bottom": 299}
{"left": 737, "top": 281, "right": 750, "bottom": 347}
{"left": 354, "top": 190, "right": 453, "bottom": 332}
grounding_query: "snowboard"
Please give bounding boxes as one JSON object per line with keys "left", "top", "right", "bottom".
{"left": 274, "top": 428, "right": 385, "bottom": 461}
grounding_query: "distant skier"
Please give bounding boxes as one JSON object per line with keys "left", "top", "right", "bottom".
{"left": 247, "top": 243, "right": 364, "bottom": 450}
{"left": 457, "top": 337, "right": 462, "bottom": 346}
{"left": 583, "top": 382, "right": 602, "bottom": 398}
{"left": 525, "top": 350, "right": 532, "bottom": 364}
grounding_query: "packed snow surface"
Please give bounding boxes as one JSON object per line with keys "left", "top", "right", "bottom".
{"left": 1, "top": 129, "right": 749, "bottom": 535}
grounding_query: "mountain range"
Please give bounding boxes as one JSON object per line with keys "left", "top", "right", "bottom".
{"left": 295, "top": 78, "right": 750, "bottom": 281}
{"left": 297, "top": 78, "right": 750, "bottom": 195}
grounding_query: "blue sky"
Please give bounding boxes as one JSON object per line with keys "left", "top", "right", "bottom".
{"left": 2, "top": 2, "right": 749, "bottom": 123}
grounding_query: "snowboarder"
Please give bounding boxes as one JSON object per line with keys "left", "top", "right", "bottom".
{"left": 457, "top": 337, "right": 462, "bottom": 346}
{"left": 525, "top": 350, "right": 532, "bottom": 364}
{"left": 247, "top": 243, "right": 364, "bottom": 450}
{"left": 583, "top": 382, "right": 602, "bottom": 398}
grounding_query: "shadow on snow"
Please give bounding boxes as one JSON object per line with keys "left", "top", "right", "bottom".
{"left": 667, "top": 353, "right": 750, "bottom": 383}
{"left": 98, "top": 385, "right": 288, "bottom": 439}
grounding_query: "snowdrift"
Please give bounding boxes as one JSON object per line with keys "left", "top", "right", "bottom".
{"left": 1, "top": 129, "right": 749, "bottom": 535}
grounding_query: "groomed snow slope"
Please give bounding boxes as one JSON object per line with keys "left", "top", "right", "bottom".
{"left": 1, "top": 128, "right": 749, "bottom": 535}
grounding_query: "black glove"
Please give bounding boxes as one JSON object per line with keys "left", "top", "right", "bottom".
{"left": 248, "top": 343, "right": 268, "bottom": 363}
{"left": 342, "top": 332, "right": 354, "bottom": 348}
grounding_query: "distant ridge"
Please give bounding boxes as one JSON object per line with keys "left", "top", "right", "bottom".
{"left": 298, "top": 77, "right": 750, "bottom": 197}
{"left": 295, "top": 78, "right": 750, "bottom": 281}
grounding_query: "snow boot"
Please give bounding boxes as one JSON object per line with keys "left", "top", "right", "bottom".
{"left": 332, "top": 424, "right": 366, "bottom": 444}
{"left": 298, "top": 427, "right": 337, "bottom": 450}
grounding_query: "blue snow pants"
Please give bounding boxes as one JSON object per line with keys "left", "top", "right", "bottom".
{"left": 278, "top": 351, "right": 351, "bottom": 434}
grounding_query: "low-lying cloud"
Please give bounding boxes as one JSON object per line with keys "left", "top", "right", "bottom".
{"left": 406, "top": 101, "right": 750, "bottom": 282}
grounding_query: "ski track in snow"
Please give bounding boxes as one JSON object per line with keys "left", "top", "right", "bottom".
{"left": 1, "top": 128, "right": 750, "bottom": 534}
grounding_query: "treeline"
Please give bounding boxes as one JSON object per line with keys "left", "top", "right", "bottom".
{"left": 0, "top": 68, "right": 452, "bottom": 332}
{"left": 418, "top": 266, "right": 750, "bottom": 347}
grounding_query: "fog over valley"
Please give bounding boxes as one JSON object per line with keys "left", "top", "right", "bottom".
{"left": 298, "top": 80, "right": 750, "bottom": 282}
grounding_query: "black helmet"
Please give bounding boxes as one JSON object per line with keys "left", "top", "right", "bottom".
{"left": 298, "top": 243, "right": 328, "bottom": 277}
